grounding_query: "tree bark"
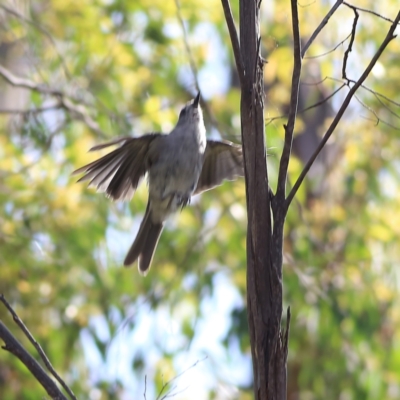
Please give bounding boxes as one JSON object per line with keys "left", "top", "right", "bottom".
{"left": 239, "top": 0, "right": 288, "bottom": 398}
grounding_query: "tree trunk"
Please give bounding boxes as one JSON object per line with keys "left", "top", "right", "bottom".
{"left": 239, "top": 0, "right": 288, "bottom": 398}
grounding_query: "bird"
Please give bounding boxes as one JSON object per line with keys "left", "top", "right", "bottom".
{"left": 73, "top": 92, "right": 244, "bottom": 274}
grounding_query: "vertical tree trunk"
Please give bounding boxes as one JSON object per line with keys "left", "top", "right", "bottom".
{"left": 239, "top": 0, "right": 288, "bottom": 398}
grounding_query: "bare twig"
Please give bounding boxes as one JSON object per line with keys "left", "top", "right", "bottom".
{"left": 304, "top": 33, "right": 351, "bottom": 59}
{"left": 0, "top": 64, "right": 62, "bottom": 96}
{"left": 0, "top": 64, "right": 107, "bottom": 137}
{"left": 156, "top": 356, "right": 207, "bottom": 400}
{"left": 0, "top": 321, "right": 68, "bottom": 400}
{"left": 300, "top": 76, "right": 337, "bottom": 86}
{"left": 266, "top": 83, "right": 346, "bottom": 125}
{"left": 360, "top": 115, "right": 400, "bottom": 131}
{"left": 285, "top": 11, "right": 400, "bottom": 210}
{"left": 354, "top": 81, "right": 400, "bottom": 108}
{"left": 174, "top": 0, "right": 222, "bottom": 132}
{"left": 354, "top": 93, "right": 381, "bottom": 123}
{"left": 367, "top": 91, "right": 400, "bottom": 121}
{"left": 0, "top": 104, "right": 62, "bottom": 114}
{"left": 354, "top": 91, "right": 400, "bottom": 130}
{"left": 60, "top": 97, "right": 106, "bottom": 137}
{"left": 343, "top": 2, "right": 396, "bottom": 23}
{"left": 301, "top": 76, "right": 400, "bottom": 111}
{"left": 174, "top": 0, "right": 200, "bottom": 90}
{"left": 301, "top": 0, "right": 344, "bottom": 58}
{"left": 342, "top": 6, "right": 359, "bottom": 80}
{"left": 221, "top": 0, "right": 245, "bottom": 88}
{"left": 276, "top": 0, "right": 302, "bottom": 202}
{"left": 0, "top": 4, "right": 71, "bottom": 79}
{"left": 0, "top": 295, "right": 77, "bottom": 400}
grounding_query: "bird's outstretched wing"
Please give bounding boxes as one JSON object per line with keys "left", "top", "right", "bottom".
{"left": 72, "top": 134, "right": 161, "bottom": 201}
{"left": 194, "top": 140, "right": 244, "bottom": 195}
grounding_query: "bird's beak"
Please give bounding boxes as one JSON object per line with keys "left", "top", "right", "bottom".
{"left": 193, "top": 91, "right": 201, "bottom": 108}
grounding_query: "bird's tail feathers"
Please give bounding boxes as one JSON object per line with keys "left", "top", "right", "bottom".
{"left": 124, "top": 204, "right": 163, "bottom": 274}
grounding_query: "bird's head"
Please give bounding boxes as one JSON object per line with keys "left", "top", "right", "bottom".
{"left": 177, "top": 92, "right": 203, "bottom": 125}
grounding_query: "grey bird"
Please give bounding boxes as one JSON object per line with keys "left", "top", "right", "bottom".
{"left": 73, "top": 93, "right": 243, "bottom": 274}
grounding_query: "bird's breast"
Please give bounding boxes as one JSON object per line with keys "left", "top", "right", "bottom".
{"left": 148, "top": 139, "right": 202, "bottom": 200}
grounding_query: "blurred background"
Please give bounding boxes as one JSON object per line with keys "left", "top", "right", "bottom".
{"left": 1, "top": 0, "right": 400, "bottom": 399}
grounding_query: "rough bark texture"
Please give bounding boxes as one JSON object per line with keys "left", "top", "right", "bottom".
{"left": 239, "top": 0, "right": 288, "bottom": 398}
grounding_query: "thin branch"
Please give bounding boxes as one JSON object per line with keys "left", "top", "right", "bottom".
{"left": 354, "top": 81, "right": 400, "bottom": 108}
{"left": 59, "top": 97, "right": 106, "bottom": 137}
{"left": 174, "top": 0, "right": 222, "bottom": 132}
{"left": 0, "top": 64, "right": 62, "bottom": 96}
{"left": 285, "top": 11, "right": 400, "bottom": 210}
{"left": 0, "top": 321, "right": 67, "bottom": 400}
{"left": 0, "top": 104, "right": 62, "bottom": 115}
{"left": 0, "top": 64, "right": 107, "bottom": 137}
{"left": 0, "top": 5, "right": 71, "bottom": 79}
{"left": 367, "top": 91, "right": 400, "bottom": 121}
{"left": 302, "top": 0, "right": 344, "bottom": 58}
{"left": 221, "top": 0, "right": 245, "bottom": 88}
{"left": 304, "top": 33, "right": 351, "bottom": 59}
{"left": 343, "top": 2, "right": 396, "bottom": 23}
{"left": 301, "top": 76, "right": 400, "bottom": 112}
{"left": 174, "top": 0, "right": 200, "bottom": 90}
{"left": 276, "top": 0, "right": 302, "bottom": 202}
{"left": 354, "top": 92, "right": 400, "bottom": 130}
{"left": 353, "top": 93, "right": 381, "bottom": 124}
{"left": 266, "top": 83, "right": 346, "bottom": 125}
{"left": 301, "top": 76, "right": 337, "bottom": 86}
{"left": 342, "top": 6, "right": 359, "bottom": 81}
{"left": 360, "top": 115, "right": 400, "bottom": 131}
{"left": 0, "top": 295, "right": 77, "bottom": 400}
{"left": 156, "top": 356, "right": 207, "bottom": 400}
{"left": 1, "top": 3, "right": 135, "bottom": 132}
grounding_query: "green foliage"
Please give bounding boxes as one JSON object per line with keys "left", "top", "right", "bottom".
{"left": 1, "top": 0, "right": 400, "bottom": 399}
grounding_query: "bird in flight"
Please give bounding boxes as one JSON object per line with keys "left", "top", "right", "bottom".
{"left": 73, "top": 93, "right": 243, "bottom": 274}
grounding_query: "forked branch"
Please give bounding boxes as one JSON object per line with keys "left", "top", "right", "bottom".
{"left": 302, "top": 0, "right": 344, "bottom": 58}
{"left": 0, "top": 64, "right": 106, "bottom": 137}
{"left": 0, "top": 295, "right": 76, "bottom": 400}
{"left": 285, "top": 10, "right": 400, "bottom": 210}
